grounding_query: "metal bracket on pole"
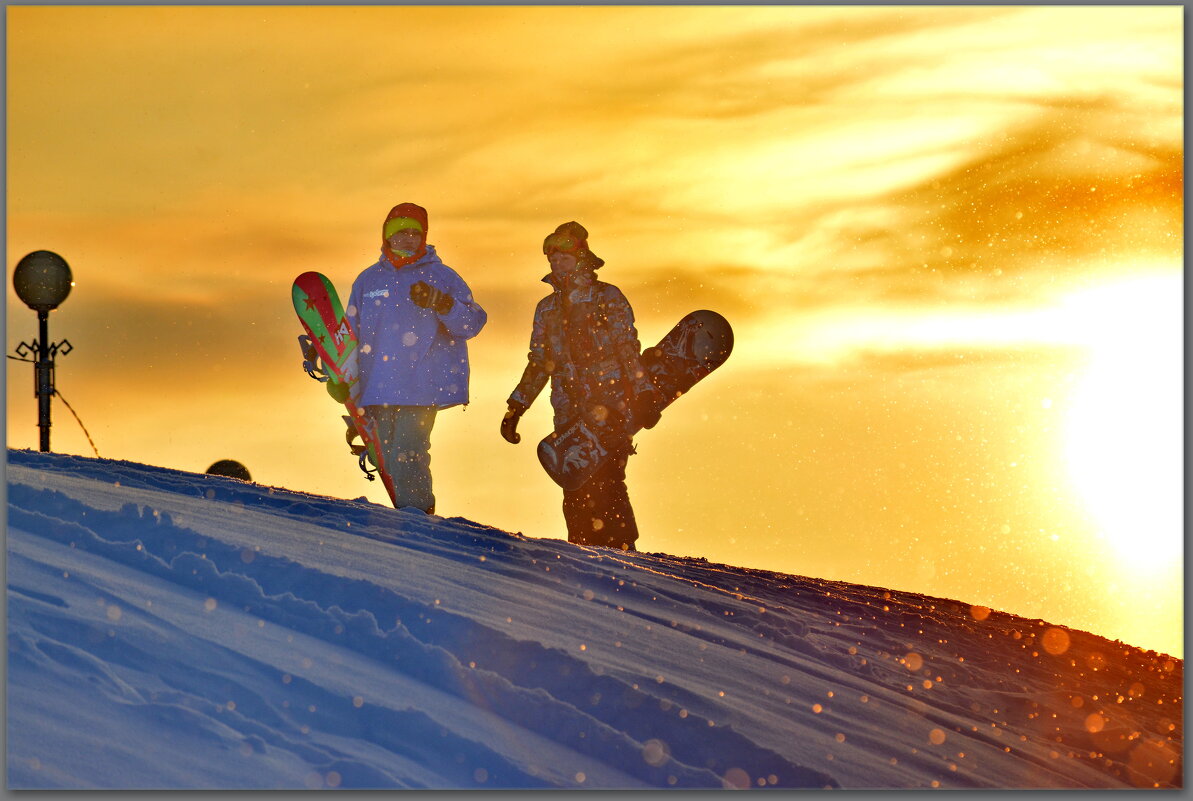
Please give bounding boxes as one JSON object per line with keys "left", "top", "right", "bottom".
{"left": 11, "top": 331, "right": 73, "bottom": 452}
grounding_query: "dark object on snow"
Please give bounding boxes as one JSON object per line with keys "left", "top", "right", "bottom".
{"left": 206, "top": 459, "right": 252, "bottom": 481}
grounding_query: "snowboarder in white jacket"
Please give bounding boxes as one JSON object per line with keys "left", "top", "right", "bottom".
{"left": 501, "top": 222, "right": 660, "bottom": 550}
{"left": 346, "top": 202, "right": 487, "bottom": 513}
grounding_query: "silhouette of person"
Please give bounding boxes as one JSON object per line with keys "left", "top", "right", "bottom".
{"left": 501, "top": 222, "right": 659, "bottom": 550}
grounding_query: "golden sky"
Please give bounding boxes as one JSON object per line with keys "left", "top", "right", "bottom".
{"left": 6, "top": 6, "right": 1183, "bottom": 657}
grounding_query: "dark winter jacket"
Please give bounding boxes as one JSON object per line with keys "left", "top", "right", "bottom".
{"left": 348, "top": 245, "right": 487, "bottom": 409}
{"left": 509, "top": 270, "right": 654, "bottom": 430}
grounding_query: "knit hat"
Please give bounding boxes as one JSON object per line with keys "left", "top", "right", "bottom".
{"left": 382, "top": 202, "right": 428, "bottom": 266}
{"left": 384, "top": 215, "right": 424, "bottom": 240}
{"left": 543, "top": 221, "right": 603, "bottom": 269}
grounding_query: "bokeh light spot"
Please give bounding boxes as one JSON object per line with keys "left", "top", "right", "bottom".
{"left": 723, "top": 767, "right": 750, "bottom": 789}
{"left": 1041, "top": 627, "right": 1071, "bottom": 655}
{"left": 642, "top": 738, "right": 669, "bottom": 767}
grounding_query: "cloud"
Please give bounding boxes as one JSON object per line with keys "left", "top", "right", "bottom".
{"left": 426, "top": 9, "right": 1182, "bottom": 324}
{"left": 808, "top": 342, "right": 1083, "bottom": 383}
{"left": 748, "top": 96, "right": 1183, "bottom": 312}
{"left": 14, "top": 6, "right": 1177, "bottom": 325}
{"left": 8, "top": 5, "right": 1181, "bottom": 453}
{"left": 581, "top": 7, "right": 1014, "bottom": 121}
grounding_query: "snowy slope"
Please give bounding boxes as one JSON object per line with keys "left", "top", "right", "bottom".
{"left": 5, "top": 449, "right": 1182, "bottom": 790}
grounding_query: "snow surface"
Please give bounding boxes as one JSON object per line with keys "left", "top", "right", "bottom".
{"left": 5, "top": 449, "right": 1182, "bottom": 790}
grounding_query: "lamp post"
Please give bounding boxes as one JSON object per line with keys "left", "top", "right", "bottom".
{"left": 12, "top": 250, "right": 74, "bottom": 452}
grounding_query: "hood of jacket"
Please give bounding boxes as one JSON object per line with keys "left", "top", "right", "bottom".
{"left": 381, "top": 202, "right": 429, "bottom": 268}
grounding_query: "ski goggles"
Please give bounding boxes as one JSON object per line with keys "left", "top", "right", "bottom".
{"left": 543, "top": 232, "right": 583, "bottom": 255}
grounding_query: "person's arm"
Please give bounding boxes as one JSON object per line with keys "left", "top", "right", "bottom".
{"left": 502, "top": 300, "right": 552, "bottom": 443}
{"left": 509, "top": 299, "right": 550, "bottom": 411}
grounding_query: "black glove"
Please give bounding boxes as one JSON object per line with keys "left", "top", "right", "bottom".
{"left": 410, "top": 281, "right": 455, "bottom": 314}
{"left": 635, "top": 388, "right": 663, "bottom": 430}
{"left": 501, "top": 400, "right": 527, "bottom": 444}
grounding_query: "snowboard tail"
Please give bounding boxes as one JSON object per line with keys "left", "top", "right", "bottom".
{"left": 638, "top": 309, "right": 733, "bottom": 424}
{"left": 292, "top": 271, "right": 398, "bottom": 505}
{"left": 538, "top": 310, "right": 733, "bottom": 490}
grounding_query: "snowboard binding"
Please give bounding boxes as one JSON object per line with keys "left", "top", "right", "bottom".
{"left": 298, "top": 335, "right": 329, "bottom": 382}
{"left": 343, "top": 415, "right": 379, "bottom": 480}
{"left": 300, "top": 336, "right": 378, "bottom": 480}
{"left": 300, "top": 335, "right": 352, "bottom": 402}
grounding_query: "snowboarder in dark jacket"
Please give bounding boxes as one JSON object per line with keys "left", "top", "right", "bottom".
{"left": 501, "top": 222, "right": 660, "bottom": 551}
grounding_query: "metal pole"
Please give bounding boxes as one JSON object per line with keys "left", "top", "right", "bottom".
{"left": 35, "top": 309, "right": 52, "bottom": 452}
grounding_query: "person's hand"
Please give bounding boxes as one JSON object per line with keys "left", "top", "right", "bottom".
{"left": 325, "top": 377, "right": 351, "bottom": 404}
{"left": 635, "top": 387, "right": 663, "bottom": 430}
{"left": 410, "top": 281, "right": 455, "bottom": 314}
{"left": 501, "top": 401, "right": 527, "bottom": 444}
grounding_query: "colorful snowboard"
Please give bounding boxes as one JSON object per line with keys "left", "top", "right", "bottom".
{"left": 538, "top": 309, "right": 733, "bottom": 491}
{"left": 291, "top": 271, "right": 398, "bottom": 505}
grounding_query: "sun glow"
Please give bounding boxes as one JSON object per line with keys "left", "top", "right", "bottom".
{"left": 772, "top": 270, "right": 1183, "bottom": 579}
{"left": 1061, "top": 274, "right": 1184, "bottom": 571}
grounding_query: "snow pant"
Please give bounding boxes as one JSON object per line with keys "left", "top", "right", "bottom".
{"left": 365, "top": 405, "right": 437, "bottom": 513}
{"left": 562, "top": 439, "right": 638, "bottom": 551}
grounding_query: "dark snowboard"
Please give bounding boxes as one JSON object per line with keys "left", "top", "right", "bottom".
{"left": 538, "top": 310, "right": 733, "bottom": 491}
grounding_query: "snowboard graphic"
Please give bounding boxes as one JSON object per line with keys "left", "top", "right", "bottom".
{"left": 291, "top": 271, "right": 398, "bottom": 505}
{"left": 537, "top": 417, "right": 610, "bottom": 492}
{"left": 538, "top": 310, "right": 733, "bottom": 491}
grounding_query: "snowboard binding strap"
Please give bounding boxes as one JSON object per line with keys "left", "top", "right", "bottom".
{"left": 343, "top": 415, "right": 378, "bottom": 480}
{"left": 358, "top": 451, "right": 377, "bottom": 481}
{"left": 298, "top": 335, "right": 329, "bottom": 382}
